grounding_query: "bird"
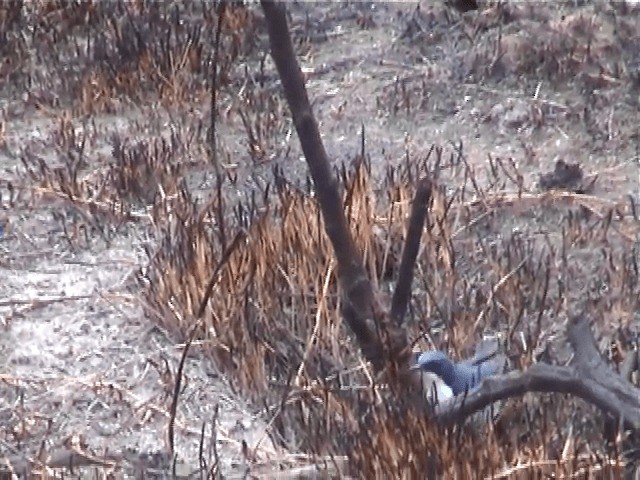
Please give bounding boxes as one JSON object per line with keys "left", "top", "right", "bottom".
{"left": 417, "top": 367, "right": 454, "bottom": 404}
{"left": 411, "top": 337, "right": 508, "bottom": 421}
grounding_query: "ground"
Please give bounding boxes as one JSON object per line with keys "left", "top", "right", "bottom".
{"left": 1, "top": 1, "right": 639, "bottom": 478}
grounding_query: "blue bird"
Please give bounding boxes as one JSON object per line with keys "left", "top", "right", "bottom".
{"left": 411, "top": 337, "right": 508, "bottom": 417}
{"left": 416, "top": 368, "right": 454, "bottom": 404}
{"left": 413, "top": 350, "right": 503, "bottom": 396}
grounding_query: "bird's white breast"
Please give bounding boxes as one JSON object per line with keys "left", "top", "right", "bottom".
{"left": 420, "top": 371, "right": 454, "bottom": 404}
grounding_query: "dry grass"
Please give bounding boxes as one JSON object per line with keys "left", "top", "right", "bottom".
{"left": 140, "top": 148, "right": 640, "bottom": 476}
{"left": 2, "top": 1, "right": 640, "bottom": 478}
{"left": 1, "top": 0, "right": 255, "bottom": 114}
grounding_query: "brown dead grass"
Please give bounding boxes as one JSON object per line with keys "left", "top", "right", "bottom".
{"left": 1, "top": 0, "right": 256, "bottom": 114}
{"left": 13, "top": 91, "right": 640, "bottom": 480}
{"left": 495, "top": 6, "right": 631, "bottom": 83}
{"left": 139, "top": 148, "right": 639, "bottom": 477}
{"left": 3, "top": 1, "right": 640, "bottom": 478}
{"left": 455, "top": 2, "right": 639, "bottom": 85}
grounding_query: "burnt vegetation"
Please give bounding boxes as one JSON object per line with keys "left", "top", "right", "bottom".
{"left": 1, "top": 0, "right": 640, "bottom": 478}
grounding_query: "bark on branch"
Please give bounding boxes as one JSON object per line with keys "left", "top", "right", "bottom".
{"left": 260, "top": 0, "right": 427, "bottom": 371}
{"left": 259, "top": 1, "right": 640, "bottom": 430}
{"left": 390, "top": 177, "right": 432, "bottom": 327}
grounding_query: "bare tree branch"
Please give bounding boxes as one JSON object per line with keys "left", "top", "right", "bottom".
{"left": 207, "top": 0, "right": 227, "bottom": 166}
{"left": 434, "top": 317, "right": 640, "bottom": 430}
{"left": 260, "top": 0, "right": 417, "bottom": 371}
{"left": 259, "top": 2, "right": 640, "bottom": 431}
{"left": 567, "top": 316, "right": 640, "bottom": 408}
{"left": 390, "top": 177, "right": 432, "bottom": 327}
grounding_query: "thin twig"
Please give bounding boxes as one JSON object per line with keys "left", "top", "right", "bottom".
{"left": 168, "top": 229, "right": 247, "bottom": 454}
{"left": 208, "top": 0, "right": 227, "bottom": 166}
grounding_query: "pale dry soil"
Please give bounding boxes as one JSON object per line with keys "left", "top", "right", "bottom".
{"left": 1, "top": 1, "right": 639, "bottom": 478}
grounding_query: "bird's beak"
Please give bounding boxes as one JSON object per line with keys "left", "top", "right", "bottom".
{"left": 409, "top": 364, "right": 421, "bottom": 371}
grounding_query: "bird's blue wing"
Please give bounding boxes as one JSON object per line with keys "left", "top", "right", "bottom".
{"left": 469, "top": 337, "right": 502, "bottom": 365}
{"left": 457, "top": 354, "right": 507, "bottom": 393}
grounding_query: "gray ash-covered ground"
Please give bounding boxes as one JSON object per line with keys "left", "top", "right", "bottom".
{"left": 0, "top": 1, "right": 639, "bottom": 477}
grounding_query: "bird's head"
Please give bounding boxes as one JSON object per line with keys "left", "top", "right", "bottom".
{"left": 411, "top": 350, "right": 458, "bottom": 389}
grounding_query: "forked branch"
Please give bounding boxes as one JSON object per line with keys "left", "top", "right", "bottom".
{"left": 260, "top": 0, "right": 426, "bottom": 371}
{"left": 259, "top": 2, "right": 640, "bottom": 430}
